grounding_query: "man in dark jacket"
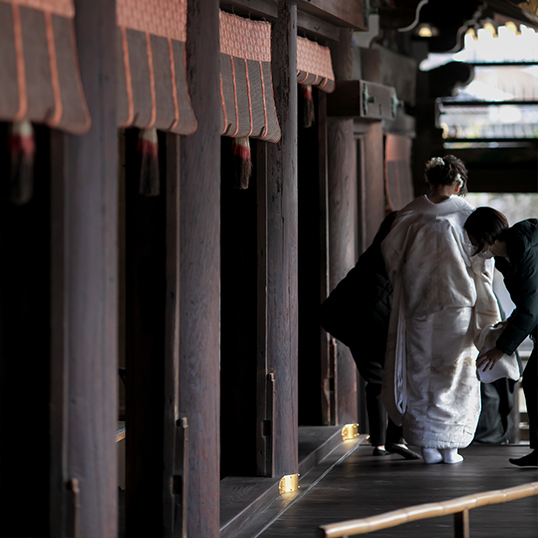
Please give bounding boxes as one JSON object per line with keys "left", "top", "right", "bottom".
{"left": 465, "top": 208, "right": 538, "bottom": 466}
{"left": 321, "top": 212, "right": 419, "bottom": 459}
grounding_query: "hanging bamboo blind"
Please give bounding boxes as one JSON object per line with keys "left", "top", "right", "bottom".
{"left": 297, "top": 36, "right": 335, "bottom": 93}
{"left": 0, "top": 0, "right": 90, "bottom": 133}
{"left": 219, "top": 10, "right": 281, "bottom": 143}
{"left": 116, "top": 0, "right": 197, "bottom": 135}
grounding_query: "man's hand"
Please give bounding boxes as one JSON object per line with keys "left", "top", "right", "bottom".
{"left": 476, "top": 346, "right": 505, "bottom": 371}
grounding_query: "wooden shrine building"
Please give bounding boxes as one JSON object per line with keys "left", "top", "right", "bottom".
{"left": 0, "top": 1, "right": 537, "bottom": 537}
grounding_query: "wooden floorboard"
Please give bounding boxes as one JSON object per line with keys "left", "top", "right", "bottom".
{"left": 220, "top": 426, "right": 347, "bottom": 538}
{"left": 233, "top": 435, "right": 366, "bottom": 538}
{"left": 258, "top": 444, "right": 538, "bottom": 538}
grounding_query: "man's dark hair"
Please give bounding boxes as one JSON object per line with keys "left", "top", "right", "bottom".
{"left": 464, "top": 207, "right": 509, "bottom": 255}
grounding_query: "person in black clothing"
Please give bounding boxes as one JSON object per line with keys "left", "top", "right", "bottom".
{"left": 320, "top": 212, "right": 420, "bottom": 460}
{"left": 464, "top": 207, "right": 538, "bottom": 467}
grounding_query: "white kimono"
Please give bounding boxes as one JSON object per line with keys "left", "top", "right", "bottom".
{"left": 381, "top": 195, "right": 501, "bottom": 448}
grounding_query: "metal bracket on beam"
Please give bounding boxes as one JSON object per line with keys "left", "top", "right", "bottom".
{"left": 362, "top": 84, "right": 376, "bottom": 116}
{"left": 342, "top": 423, "right": 359, "bottom": 440}
{"left": 328, "top": 80, "right": 399, "bottom": 120}
{"left": 66, "top": 478, "right": 80, "bottom": 538}
{"left": 391, "top": 91, "right": 403, "bottom": 119}
{"left": 279, "top": 473, "right": 300, "bottom": 495}
{"left": 171, "top": 415, "right": 188, "bottom": 538}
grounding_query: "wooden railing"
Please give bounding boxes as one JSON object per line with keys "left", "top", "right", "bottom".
{"left": 317, "top": 482, "right": 538, "bottom": 538}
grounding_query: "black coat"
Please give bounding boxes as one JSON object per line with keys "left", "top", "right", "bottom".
{"left": 495, "top": 219, "right": 538, "bottom": 355}
{"left": 320, "top": 241, "right": 392, "bottom": 364}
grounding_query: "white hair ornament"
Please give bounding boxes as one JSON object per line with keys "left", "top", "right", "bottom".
{"left": 426, "top": 156, "right": 445, "bottom": 170}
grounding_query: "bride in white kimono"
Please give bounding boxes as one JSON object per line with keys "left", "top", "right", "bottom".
{"left": 381, "top": 156, "right": 501, "bottom": 464}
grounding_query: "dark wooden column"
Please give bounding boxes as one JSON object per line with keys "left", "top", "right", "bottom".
{"left": 362, "top": 123, "right": 385, "bottom": 247}
{"left": 359, "top": 50, "right": 389, "bottom": 245}
{"left": 317, "top": 92, "right": 335, "bottom": 426}
{"left": 163, "top": 133, "right": 188, "bottom": 538}
{"left": 327, "top": 29, "right": 358, "bottom": 425}
{"left": 49, "top": 0, "right": 118, "bottom": 536}
{"left": 179, "top": 0, "right": 221, "bottom": 536}
{"left": 265, "top": 0, "right": 299, "bottom": 477}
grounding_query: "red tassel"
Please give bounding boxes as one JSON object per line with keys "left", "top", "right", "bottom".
{"left": 231, "top": 137, "right": 252, "bottom": 189}
{"left": 8, "top": 120, "right": 35, "bottom": 205}
{"left": 137, "top": 128, "right": 160, "bottom": 196}
{"left": 300, "top": 84, "right": 315, "bottom": 128}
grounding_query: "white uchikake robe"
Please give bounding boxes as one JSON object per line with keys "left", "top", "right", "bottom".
{"left": 381, "top": 195, "right": 501, "bottom": 449}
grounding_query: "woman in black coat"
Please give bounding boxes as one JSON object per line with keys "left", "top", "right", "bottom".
{"left": 464, "top": 207, "right": 538, "bottom": 467}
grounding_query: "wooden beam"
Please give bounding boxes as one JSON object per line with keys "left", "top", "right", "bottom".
{"left": 355, "top": 129, "right": 368, "bottom": 253}
{"left": 162, "top": 133, "right": 187, "bottom": 538}
{"left": 298, "top": 0, "right": 367, "bottom": 30}
{"left": 354, "top": 131, "right": 369, "bottom": 430}
{"left": 360, "top": 47, "right": 417, "bottom": 106}
{"left": 220, "top": 0, "right": 278, "bottom": 20}
{"left": 378, "top": 0, "right": 425, "bottom": 30}
{"left": 317, "top": 92, "right": 334, "bottom": 425}
{"left": 49, "top": 0, "right": 118, "bottom": 535}
{"left": 327, "top": 80, "right": 398, "bottom": 120}
{"left": 266, "top": 0, "right": 299, "bottom": 477}
{"left": 220, "top": 0, "right": 360, "bottom": 38}
{"left": 447, "top": 145, "right": 538, "bottom": 193}
{"left": 297, "top": 10, "right": 341, "bottom": 41}
{"left": 179, "top": 0, "right": 221, "bottom": 535}
{"left": 327, "top": 29, "right": 358, "bottom": 424}
{"left": 363, "top": 122, "right": 385, "bottom": 247}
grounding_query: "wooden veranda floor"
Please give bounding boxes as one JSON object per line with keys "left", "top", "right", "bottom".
{"left": 254, "top": 443, "right": 538, "bottom": 538}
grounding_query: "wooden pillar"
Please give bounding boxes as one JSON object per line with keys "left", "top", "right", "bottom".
{"left": 163, "top": 133, "right": 187, "bottom": 538}
{"left": 265, "top": 0, "right": 299, "bottom": 478}
{"left": 318, "top": 92, "right": 335, "bottom": 426}
{"left": 327, "top": 29, "right": 358, "bottom": 424}
{"left": 359, "top": 50, "right": 388, "bottom": 245}
{"left": 179, "top": 0, "right": 221, "bottom": 536}
{"left": 49, "top": 0, "right": 118, "bottom": 536}
{"left": 362, "top": 122, "right": 385, "bottom": 247}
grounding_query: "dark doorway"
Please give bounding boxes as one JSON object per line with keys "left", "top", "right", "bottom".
{"left": 220, "top": 136, "right": 258, "bottom": 477}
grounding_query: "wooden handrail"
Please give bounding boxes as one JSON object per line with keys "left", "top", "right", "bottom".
{"left": 317, "top": 482, "right": 538, "bottom": 537}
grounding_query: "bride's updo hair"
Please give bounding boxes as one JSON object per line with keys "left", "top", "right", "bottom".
{"left": 424, "top": 154, "right": 468, "bottom": 194}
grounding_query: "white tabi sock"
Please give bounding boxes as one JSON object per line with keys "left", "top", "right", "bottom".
{"left": 441, "top": 448, "right": 464, "bottom": 464}
{"left": 421, "top": 448, "right": 443, "bottom": 464}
